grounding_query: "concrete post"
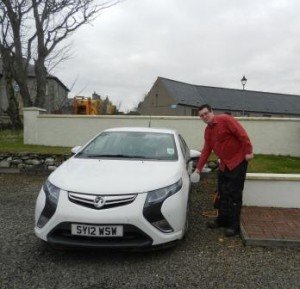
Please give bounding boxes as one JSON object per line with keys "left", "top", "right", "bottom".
{"left": 23, "top": 107, "right": 46, "bottom": 145}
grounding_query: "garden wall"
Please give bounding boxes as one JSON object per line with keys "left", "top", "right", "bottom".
{"left": 23, "top": 107, "right": 300, "bottom": 157}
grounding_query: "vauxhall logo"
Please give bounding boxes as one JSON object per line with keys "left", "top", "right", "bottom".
{"left": 93, "top": 196, "right": 105, "bottom": 208}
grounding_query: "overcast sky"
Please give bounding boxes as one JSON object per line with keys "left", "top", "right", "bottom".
{"left": 54, "top": 0, "right": 300, "bottom": 112}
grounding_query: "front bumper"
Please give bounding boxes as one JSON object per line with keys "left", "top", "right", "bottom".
{"left": 34, "top": 186, "right": 188, "bottom": 248}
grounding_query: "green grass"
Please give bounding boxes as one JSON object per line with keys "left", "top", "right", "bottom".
{"left": 1, "top": 130, "right": 300, "bottom": 173}
{"left": 0, "top": 130, "right": 71, "bottom": 155}
{"left": 247, "top": 154, "right": 300, "bottom": 174}
{"left": 207, "top": 153, "right": 300, "bottom": 174}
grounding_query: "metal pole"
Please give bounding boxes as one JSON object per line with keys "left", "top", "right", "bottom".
{"left": 242, "top": 84, "right": 245, "bottom": 116}
{"left": 241, "top": 76, "right": 247, "bottom": 116}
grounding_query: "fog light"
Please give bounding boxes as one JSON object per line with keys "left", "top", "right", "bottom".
{"left": 152, "top": 219, "right": 173, "bottom": 233}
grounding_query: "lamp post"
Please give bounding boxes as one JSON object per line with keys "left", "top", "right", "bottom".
{"left": 241, "top": 75, "right": 247, "bottom": 90}
{"left": 241, "top": 75, "right": 247, "bottom": 116}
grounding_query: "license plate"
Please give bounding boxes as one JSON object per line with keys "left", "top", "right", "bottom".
{"left": 71, "top": 224, "right": 123, "bottom": 237}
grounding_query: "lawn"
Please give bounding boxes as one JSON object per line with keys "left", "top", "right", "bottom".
{"left": 247, "top": 154, "right": 300, "bottom": 173}
{"left": 0, "top": 130, "right": 299, "bottom": 173}
{"left": 0, "top": 129, "right": 71, "bottom": 155}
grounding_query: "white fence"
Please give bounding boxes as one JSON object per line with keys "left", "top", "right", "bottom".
{"left": 24, "top": 107, "right": 300, "bottom": 157}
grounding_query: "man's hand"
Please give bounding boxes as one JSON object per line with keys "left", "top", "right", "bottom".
{"left": 245, "top": 153, "right": 254, "bottom": 161}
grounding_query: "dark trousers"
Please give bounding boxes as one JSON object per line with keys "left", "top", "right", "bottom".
{"left": 217, "top": 160, "right": 248, "bottom": 230}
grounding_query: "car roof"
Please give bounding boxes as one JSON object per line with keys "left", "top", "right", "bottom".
{"left": 104, "top": 127, "right": 178, "bottom": 134}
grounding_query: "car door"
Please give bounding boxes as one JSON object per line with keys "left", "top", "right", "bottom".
{"left": 178, "top": 134, "right": 193, "bottom": 175}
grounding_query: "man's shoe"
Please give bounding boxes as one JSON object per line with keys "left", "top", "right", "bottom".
{"left": 224, "top": 228, "right": 239, "bottom": 237}
{"left": 206, "top": 220, "right": 222, "bottom": 229}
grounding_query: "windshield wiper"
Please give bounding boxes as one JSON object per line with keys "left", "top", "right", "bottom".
{"left": 84, "top": 154, "right": 137, "bottom": 158}
{"left": 128, "top": 155, "right": 153, "bottom": 159}
{"left": 82, "top": 154, "right": 156, "bottom": 159}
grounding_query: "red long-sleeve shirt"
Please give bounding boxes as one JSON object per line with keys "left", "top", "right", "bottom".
{"left": 196, "top": 114, "right": 253, "bottom": 172}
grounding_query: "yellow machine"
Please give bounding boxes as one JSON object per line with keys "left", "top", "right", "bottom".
{"left": 73, "top": 97, "right": 101, "bottom": 115}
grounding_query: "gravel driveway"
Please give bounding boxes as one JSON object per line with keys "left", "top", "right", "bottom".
{"left": 0, "top": 173, "right": 299, "bottom": 289}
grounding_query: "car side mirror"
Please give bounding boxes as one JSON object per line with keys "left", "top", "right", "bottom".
{"left": 190, "top": 149, "right": 201, "bottom": 160}
{"left": 71, "top": 146, "right": 82, "bottom": 154}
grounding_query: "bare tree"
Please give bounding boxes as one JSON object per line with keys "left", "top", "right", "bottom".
{"left": 0, "top": 46, "right": 22, "bottom": 129}
{"left": 0, "top": 0, "right": 34, "bottom": 108}
{"left": 31, "top": 0, "right": 121, "bottom": 108}
{"left": 0, "top": 0, "right": 121, "bottom": 125}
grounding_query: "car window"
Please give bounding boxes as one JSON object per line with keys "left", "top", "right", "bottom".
{"left": 178, "top": 134, "right": 190, "bottom": 161}
{"left": 77, "top": 131, "right": 178, "bottom": 161}
{"left": 81, "top": 132, "right": 122, "bottom": 155}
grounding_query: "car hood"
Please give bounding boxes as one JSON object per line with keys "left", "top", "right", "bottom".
{"left": 49, "top": 157, "right": 183, "bottom": 195}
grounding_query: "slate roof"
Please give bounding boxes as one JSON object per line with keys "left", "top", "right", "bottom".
{"left": 159, "top": 77, "right": 300, "bottom": 116}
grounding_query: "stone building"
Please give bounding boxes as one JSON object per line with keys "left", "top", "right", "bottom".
{"left": 0, "top": 58, "right": 69, "bottom": 117}
{"left": 138, "top": 77, "right": 300, "bottom": 117}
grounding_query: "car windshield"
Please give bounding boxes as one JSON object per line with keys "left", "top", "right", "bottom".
{"left": 76, "top": 131, "right": 178, "bottom": 161}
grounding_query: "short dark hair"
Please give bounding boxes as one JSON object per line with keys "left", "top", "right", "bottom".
{"left": 198, "top": 104, "right": 212, "bottom": 112}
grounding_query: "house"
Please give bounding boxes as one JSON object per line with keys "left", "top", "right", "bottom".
{"left": 137, "top": 77, "right": 300, "bottom": 117}
{"left": 0, "top": 58, "right": 69, "bottom": 116}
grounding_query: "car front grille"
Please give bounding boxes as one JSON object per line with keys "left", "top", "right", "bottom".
{"left": 68, "top": 192, "right": 137, "bottom": 210}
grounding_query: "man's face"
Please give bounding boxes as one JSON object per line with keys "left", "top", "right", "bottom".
{"left": 199, "top": 107, "right": 214, "bottom": 124}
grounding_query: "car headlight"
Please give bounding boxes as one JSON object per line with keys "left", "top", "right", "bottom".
{"left": 36, "top": 180, "right": 60, "bottom": 228}
{"left": 143, "top": 179, "right": 182, "bottom": 233}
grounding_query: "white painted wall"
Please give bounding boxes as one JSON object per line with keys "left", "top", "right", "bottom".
{"left": 244, "top": 174, "right": 300, "bottom": 208}
{"left": 23, "top": 107, "right": 300, "bottom": 157}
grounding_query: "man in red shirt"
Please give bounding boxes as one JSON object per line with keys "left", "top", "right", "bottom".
{"left": 194, "top": 104, "right": 254, "bottom": 237}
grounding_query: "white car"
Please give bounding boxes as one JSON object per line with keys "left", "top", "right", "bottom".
{"left": 34, "top": 127, "right": 200, "bottom": 249}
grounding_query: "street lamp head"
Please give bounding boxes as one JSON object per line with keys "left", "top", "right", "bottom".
{"left": 241, "top": 75, "right": 247, "bottom": 87}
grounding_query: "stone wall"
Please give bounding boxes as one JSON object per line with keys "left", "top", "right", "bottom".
{"left": 0, "top": 152, "right": 71, "bottom": 174}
